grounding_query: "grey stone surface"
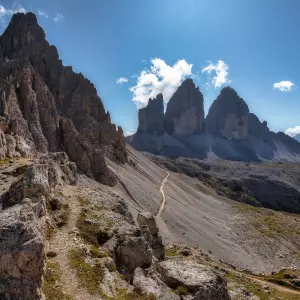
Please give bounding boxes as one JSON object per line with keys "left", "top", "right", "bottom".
{"left": 165, "top": 78, "right": 204, "bottom": 136}
{"left": 156, "top": 258, "right": 230, "bottom": 300}
{"left": 138, "top": 94, "right": 165, "bottom": 135}
{"left": 205, "top": 86, "right": 249, "bottom": 140}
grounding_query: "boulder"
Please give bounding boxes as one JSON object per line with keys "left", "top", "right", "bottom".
{"left": 138, "top": 94, "right": 165, "bottom": 135}
{"left": 133, "top": 267, "right": 180, "bottom": 300}
{"left": 116, "top": 236, "right": 152, "bottom": 273}
{"left": 0, "top": 202, "right": 45, "bottom": 300}
{"left": 137, "top": 212, "right": 159, "bottom": 235}
{"left": 137, "top": 212, "right": 165, "bottom": 261}
{"left": 165, "top": 78, "right": 204, "bottom": 136}
{"left": 156, "top": 259, "right": 230, "bottom": 300}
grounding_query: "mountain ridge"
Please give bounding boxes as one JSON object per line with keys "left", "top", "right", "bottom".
{"left": 128, "top": 78, "right": 300, "bottom": 162}
{"left": 0, "top": 12, "right": 127, "bottom": 185}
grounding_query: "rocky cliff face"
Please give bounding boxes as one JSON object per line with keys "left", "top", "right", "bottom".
{"left": 0, "top": 13, "right": 126, "bottom": 185}
{"left": 205, "top": 87, "right": 249, "bottom": 140}
{"left": 165, "top": 78, "right": 205, "bottom": 136}
{"left": 0, "top": 153, "right": 77, "bottom": 300}
{"left": 138, "top": 94, "right": 165, "bottom": 135}
{"left": 248, "top": 113, "right": 270, "bottom": 142}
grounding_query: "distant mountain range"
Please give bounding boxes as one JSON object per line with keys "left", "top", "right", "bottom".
{"left": 295, "top": 135, "right": 300, "bottom": 142}
{"left": 127, "top": 78, "right": 300, "bottom": 162}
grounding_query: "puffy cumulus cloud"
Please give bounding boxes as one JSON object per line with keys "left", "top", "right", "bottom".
{"left": 54, "top": 13, "right": 63, "bottom": 22}
{"left": 202, "top": 60, "right": 231, "bottom": 88}
{"left": 116, "top": 77, "right": 129, "bottom": 84}
{"left": 285, "top": 126, "right": 300, "bottom": 138}
{"left": 130, "top": 58, "right": 193, "bottom": 108}
{"left": 273, "top": 81, "right": 294, "bottom": 92}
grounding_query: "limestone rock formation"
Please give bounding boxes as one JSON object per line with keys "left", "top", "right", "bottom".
{"left": 156, "top": 258, "right": 231, "bottom": 300}
{"left": 205, "top": 86, "right": 249, "bottom": 140}
{"left": 248, "top": 113, "right": 270, "bottom": 142}
{"left": 137, "top": 212, "right": 165, "bottom": 261}
{"left": 116, "top": 236, "right": 153, "bottom": 273}
{"left": 133, "top": 268, "right": 180, "bottom": 300}
{"left": 0, "top": 153, "right": 77, "bottom": 300}
{"left": 0, "top": 13, "right": 126, "bottom": 185}
{"left": 138, "top": 94, "right": 165, "bottom": 135}
{"left": 165, "top": 78, "right": 205, "bottom": 136}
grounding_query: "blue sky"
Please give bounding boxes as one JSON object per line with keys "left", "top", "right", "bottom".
{"left": 0, "top": 0, "right": 299, "bottom": 137}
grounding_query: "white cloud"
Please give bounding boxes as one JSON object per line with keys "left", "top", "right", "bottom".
{"left": 37, "top": 9, "right": 48, "bottom": 18}
{"left": 202, "top": 60, "right": 231, "bottom": 88}
{"left": 285, "top": 126, "right": 300, "bottom": 138}
{"left": 0, "top": 4, "right": 26, "bottom": 19}
{"left": 124, "top": 130, "right": 136, "bottom": 137}
{"left": 130, "top": 58, "right": 193, "bottom": 108}
{"left": 116, "top": 77, "right": 128, "bottom": 84}
{"left": 54, "top": 13, "right": 63, "bottom": 22}
{"left": 0, "top": 6, "right": 7, "bottom": 17}
{"left": 273, "top": 81, "right": 294, "bottom": 92}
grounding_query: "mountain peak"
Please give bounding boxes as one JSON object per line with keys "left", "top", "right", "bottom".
{"left": 165, "top": 78, "right": 204, "bottom": 136}
{"left": 205, "top": 86, "right": 249, "bottom": 140}
{"left": 4, "top": 12, "right": 45, "bottom": 39}
{"left": 138, "top": 94, "right": 165, "bottom": 135}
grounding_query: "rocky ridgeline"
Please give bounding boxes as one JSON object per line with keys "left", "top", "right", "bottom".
{"left": 136, "top": 80, "right": 294, "bottom": 141}
{"left": 0, "top": 13, "right": 126, "bottom": 186}
{"left": 130, "top": 78, "right": 300, "bottom": 161}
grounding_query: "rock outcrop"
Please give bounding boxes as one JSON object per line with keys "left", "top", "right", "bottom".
{"left": 138, "top": 94, "right": 165, "bottom": 135}
{"left": 137, "top": 212, "right": 165, "bottom": 261}
{"left": 0, "top": 13, "right": 126, "bottom": 185}
{"left": 205, "top": 87, "right": 249, "bottom": 140}
{"left": 156, "top": 259, "right": 231, "bottom": 300}
{"left": 0, "top": 153, "right": 77, "bottom": 300}
{"left": 165, "top": 78, "right": 205, "bottom": 136}
{"left": 116, "top": 236, "right": 153, "bottom": 273}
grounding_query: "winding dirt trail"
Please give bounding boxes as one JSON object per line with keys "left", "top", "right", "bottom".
{"left": 156, "top": 172, "right": 170, "bottom": 217}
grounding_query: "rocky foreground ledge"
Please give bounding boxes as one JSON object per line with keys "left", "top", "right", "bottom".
{"left": 0, "top": 153, "right": 231, "bottom": 300}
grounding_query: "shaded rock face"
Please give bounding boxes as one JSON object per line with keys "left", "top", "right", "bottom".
{"left": 205, "top": 87, "right": 249, "bottom": 140}
{"left": 248, "top": 113, "right": 270, "bottom": 142}
{"left": 116, "top": 236, "right": 153, "bottom": 273}
{"left": 156, "top": 259, "right": 230, "bottom": 300}
{"left": 0, "top": 153, "right": 77, "bottom": 300}
{"left": 165, "top": 78, "right": 205, "bottom": 136}
{"left": 0, "top": 13, "right": 126, "bottom": 185}
{"left": 137, "top": 212, "right": 165, "bottom": 261}
{"left": 138, "top": 94, "right": 165, "bottom": 135}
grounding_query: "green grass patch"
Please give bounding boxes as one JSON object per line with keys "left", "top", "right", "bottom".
{"left": 43, "top": 260, "right": 73, "bottom": 300}
{"left": 90, "top": 245, "right": 108, "bottom": 258}
{"left": 77, "top": 196, "right": 90, "bottom": 206}
{"left": 116, "top": 289, "right": 156, "bottom": 300}
{"left": 0, "top": 157, "right": 10, "bottom": 166}
{"left": 76, "top": 210, "right": 111, "bottom": 246}
{"left": 226, "top": 271, "right": 300, "bottom": 300}
{"left": 68, "top": 248, "right": 104, "bottom": 295}
{"left": 250, "top": 212, "right": 300, "bottom": 237}
{"left": 175, "top": 285, "right": 189, "bottom": 296}
{"left": 165, "top": 245, "right": 180, "bottom": 257}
